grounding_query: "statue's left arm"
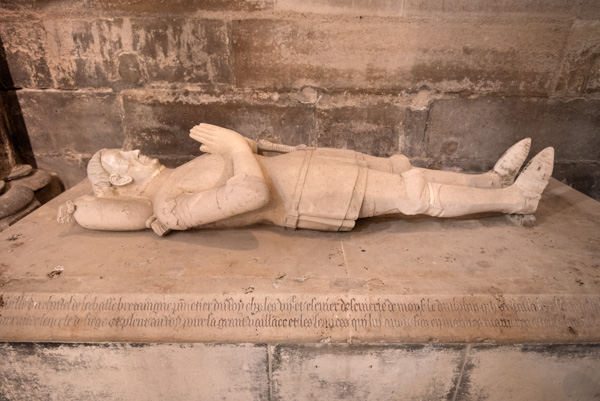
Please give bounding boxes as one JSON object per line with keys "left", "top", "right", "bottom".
{"left": 156, "top": 124, "right": 269, "bottom": 230}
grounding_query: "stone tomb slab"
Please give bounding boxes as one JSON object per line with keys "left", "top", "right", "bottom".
{"left": 0, "top": 178, "right": 599, "bottom": 344}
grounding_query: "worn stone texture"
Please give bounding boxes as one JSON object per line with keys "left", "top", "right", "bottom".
{"left": 554, "top": 161, "right": 600, "bottom": 201}
{"left": 456, "top": 345, "right": 600, "bottom": 401}
{"left": 0, "top": 18, "right": 231, "bottom": 89}
{"left": 33, "top": 154, "right": 88, "bottom": 189}
{"left": 275, "top": 0, "right": 405, "bottom": 17}
{"left": 1, "top": 342, "right": 600, "bottom": 400}
{"left": 577, "top": 0, "right": 600, "bottom": 20}
{"left": 555, "top": 20, "right": 600, "bottom": 95}
{"left": 315, "top": 101, "right": 405, "bottom": 157}
{"left": 90, "top": 0, "right": 274, "bottom": 13}
{"left": 231, "top": 18, "right": 569, "bottom": 94}
{"left": 272, "top": 344, "right": 464, "bottom": 400}
{"left": 0, "top": 343, "right": 269, "bottom": 401}
{"left": 17, "top": 90, "right": 124, "bottom": 155}
{"left": 0, "top": 0, "right": 274, "bottom": 13}
{"left": 404, "top": 0, "right": 576, "bottom": 16}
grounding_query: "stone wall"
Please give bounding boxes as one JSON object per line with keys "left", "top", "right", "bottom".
{"left": 0, "top": 0, "right": 598, "bottom": 198}
{"left": 2, "top": 343, "right": 600, "bottom": 401}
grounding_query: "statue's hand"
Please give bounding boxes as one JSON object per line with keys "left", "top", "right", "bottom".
{"left": 190, "top": 124, "right": 251, "bottom": 155}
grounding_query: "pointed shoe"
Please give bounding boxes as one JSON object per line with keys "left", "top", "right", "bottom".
{"left": 493, "top": 138, "right": 531, "bottom": 186}
{"left": 514, "top": 147, "right": 554, "bottom": 214}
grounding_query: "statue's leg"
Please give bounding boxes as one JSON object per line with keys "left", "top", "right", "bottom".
{"left": 413, "top": 138, "right": 532, "bottom": 189}
{"left": 425, "top": 147, "right": 553, "bottom": 217}
{"left": 412, "top": 168, "right": 502, "bottom": 189}
{"left": 361, "top": 138, "right": 531, "bottom": 189}
{"left": 361, "top": 154, "right": 504, "bottom": 188}
{"left": 360, "top": 147, "right": 553, "bottom": 218}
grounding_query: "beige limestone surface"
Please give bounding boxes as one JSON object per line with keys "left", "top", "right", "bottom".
{"left": 0, "top": 178, "right": 598, "bottom": 343}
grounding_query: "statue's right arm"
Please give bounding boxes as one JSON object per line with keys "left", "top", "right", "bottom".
{"left": 156, "top": 124, "right": 270, "bottom": 230}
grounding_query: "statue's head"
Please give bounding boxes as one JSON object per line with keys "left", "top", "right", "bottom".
{"left": 88, "top": 149, "right": 162, "bottom": 196}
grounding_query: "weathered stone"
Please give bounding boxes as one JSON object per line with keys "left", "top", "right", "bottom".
{"left": 455, "top": 345, "right": 600, "bottom": 401}
{"left": 272, "top": 344, "right": 464, "bottom": 400}
{"left": 231, "top": 18, "right": 569, "bottom": 94}
{"left": 424, "top": 97, "right": 600, "bottom": 167}
{"left": 315, "top": 102, "right": 403, "bottom": 157}
{"left": 90, "top": 0, "right": 274, "bottom": 13}
{"left": 34, "top": 155, "right": 88, "bottom": 189}
{"left": 315, "top": 94, "right": 428, "bottom": 158}
{"left": 122, "top": 91, "right": 317, "bottom": 158}
{"left": 0, "top": 343, "right": 269, "bottom": 401}
{"left": 576, "top": 0, "right": 600, "bottom": 20}
{"left": 553, "top": 161, "right": 600, "bottom": 201}
{"left": 555, "top": 20, "right": 600, "bottom": 95}
{"left": 0, "top": 184, "right": 33, "bottom": 219}
{"left": 17, "top": 90, "right": 124, "bottom": 155}
{"left": 405, "top": 0, "right": 575, "bottom": 16}
{"left": 128, "top": 18, "right": 231, "bottom": 86}
{"left": 0, "top": 18, "right": 231, "bottom": 89}
{"left": 0, "top": 198, "right": 40, "bottom": 231}
{"left": 0, "top": 0, "right": 273, "bottom": 13}
{"left": 0, "top": 23, "right": 53, "bottom": 89}
{"left": 275, "top": 0, "right": 403, "bottom": 16}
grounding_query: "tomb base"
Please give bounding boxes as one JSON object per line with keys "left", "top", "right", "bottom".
{"left": 1, "top": 179, "right": 599, "bottom": 400}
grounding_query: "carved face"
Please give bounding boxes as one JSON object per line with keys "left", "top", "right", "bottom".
{"left": 101, "top": 150, "right": 161, "bottom": 191}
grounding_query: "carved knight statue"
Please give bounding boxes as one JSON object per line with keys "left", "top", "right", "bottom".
{"left": 58, "top": 124, "right": 554, "bottom": 236}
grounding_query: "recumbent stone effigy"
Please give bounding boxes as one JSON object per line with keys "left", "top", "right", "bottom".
{"left": 57, "top": 124, "right": 554, "bottom": 236}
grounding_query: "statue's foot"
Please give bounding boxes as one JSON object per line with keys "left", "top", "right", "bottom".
{"left": 513, "top": 147, "right": 554, "bottom": 214}
{"left": 493, "top": 138, "right": 531, "bottom": 186}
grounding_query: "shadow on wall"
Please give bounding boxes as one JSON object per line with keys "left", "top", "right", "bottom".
{"left": 0, "top": 34, "right": 36, "bottom": 173}
{"left": 0, "top": 34, "right": 63, "bottom": 229}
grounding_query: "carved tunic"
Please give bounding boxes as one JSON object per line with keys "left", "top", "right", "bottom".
{"left": 279, "top": 148, "right": 368, "bottom": 231}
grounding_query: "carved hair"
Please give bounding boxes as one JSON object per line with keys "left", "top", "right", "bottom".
{"left": 87, "top": 150, "right": 115, "bottom": 197}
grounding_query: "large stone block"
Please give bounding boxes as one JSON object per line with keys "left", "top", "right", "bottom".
{"left": 0, "top": 18, "right": 231, "bottom": 89}
{"left": 0, "top": 343, "right": 269, "bottom": 401}
{"left": 17, "top": 90, "right": 124, "bottom": 155}
{"left": 576, "top": 0, "right": 600, "bottom": 20}
{"left": 0, "top": 22, "right": 53, "bottom": 88}
{"left": 90, "top": 0, "right": 273, "bottom": 12}
{"left": 423, "top": 97, "right": 600, "bottom": 167}
{"left": 553, "top": 161, "right": 600, "bottom": 201}
{"left": 0, "top": 0, "right": 273, "bottom": 12}
{"left": 275, "top": 0, "right": 404, "bottom": 16}
{"left": 34, "top": 154, "right": 89, "bottom": 190}
{"left": 555, "top": 20, "right": 600, "bottom": 95}
{"left": 272, "top": 344, "right": 465, "bottom": 400}
{"left": 122, "top": 91, "right": 317, "bottom": 161}
{"left": 456, "top": 345, "right": 600, "bottom": 401}
{"left": 231, "top": 18, "right": 569, "bottom": 95}
{"left": 314, "top": 96, "right": 427, "bottom": 157}
{"left": 405, "top": 0, "right": 574, "bottom": 16}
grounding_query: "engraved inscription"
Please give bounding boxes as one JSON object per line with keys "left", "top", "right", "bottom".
{"left": 1, "top": 293, "right": 599, "bottom": 342}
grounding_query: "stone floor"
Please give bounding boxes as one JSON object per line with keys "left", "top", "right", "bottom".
{"left": 0, "top": 178, "right": 599, "bottom": 400}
